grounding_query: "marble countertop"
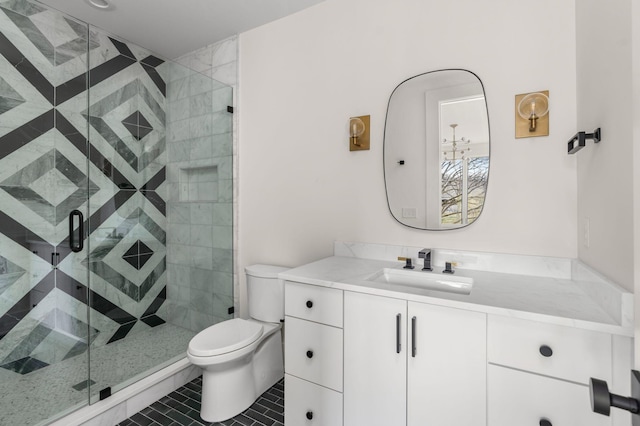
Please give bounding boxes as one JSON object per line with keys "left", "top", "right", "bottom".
{"left": 280, "top": 256, "right": 633, "bottom": 336}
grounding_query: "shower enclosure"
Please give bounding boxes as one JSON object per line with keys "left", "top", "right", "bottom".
{"left": 0, "top": 1, "right": 234, "bottom": 424}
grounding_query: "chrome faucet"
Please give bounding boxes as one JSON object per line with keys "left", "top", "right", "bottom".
{"left": 418, "top": 248, "right": 432, "bottom": 271}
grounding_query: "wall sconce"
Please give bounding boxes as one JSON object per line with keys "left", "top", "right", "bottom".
{"left": 515, "top": 90, "right": 549, "bottom": 138}
{"left": 349, "top": 115, "right": 370, "bottom": 151}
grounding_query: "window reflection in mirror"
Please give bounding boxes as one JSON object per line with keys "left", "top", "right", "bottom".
{"left": 439, "top": 96, "right": 489, "bottom": 226}
{"left": 384, "top": 69, "right": 490, "bottom": 230}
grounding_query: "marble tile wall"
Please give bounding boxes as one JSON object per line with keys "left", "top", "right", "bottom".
{"left": 0, "top": 0, "right": 170, "bottom": 382}
{"left": 165, "top": 38, "right": 236, "bottom": 331}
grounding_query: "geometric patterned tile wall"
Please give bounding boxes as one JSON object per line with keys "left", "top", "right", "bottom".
{"left": 0, "top": 0, "right": 168, "bottom": 375}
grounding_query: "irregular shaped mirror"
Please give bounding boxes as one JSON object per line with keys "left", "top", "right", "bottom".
{"left": 383, "top": 69, "right": 490, "bottom": 230}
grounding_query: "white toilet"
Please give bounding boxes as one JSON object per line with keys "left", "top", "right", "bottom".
{"left": 186, "top": 264, "right": 288, "bottom": 422}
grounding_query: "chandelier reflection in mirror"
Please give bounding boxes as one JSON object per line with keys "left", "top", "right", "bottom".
{"left": 442, "top": 124, "right": 471, "bottom": 161}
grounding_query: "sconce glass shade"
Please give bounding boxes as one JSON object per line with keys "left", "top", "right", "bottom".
{"left": 87, "top": 0, "right": 110, "bottom": 8}
{"left": 350, "top": 117, "right": 366, "bottom": 138}
{"left": 518, "top": 92, "right": 549, "bottom": 132}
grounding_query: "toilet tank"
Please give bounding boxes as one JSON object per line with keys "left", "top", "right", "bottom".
{"left": 245, "top": 264, "right": 289, "bottom": 323}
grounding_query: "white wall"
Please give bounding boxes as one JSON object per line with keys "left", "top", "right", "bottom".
{"left": 238, "top": 0, "right": 578, "bottom": 314}
{"left": 575, "top": 0, "right": 634, "bottom": 292}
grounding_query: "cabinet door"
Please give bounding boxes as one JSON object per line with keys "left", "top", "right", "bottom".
{"left": 407, "top": 302, "right": 486, "bottom": 426}
{"left": 344, "top": 292, "right": 407, "bottom": 426}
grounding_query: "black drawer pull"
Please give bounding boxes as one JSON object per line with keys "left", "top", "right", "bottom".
{"left": 306, "top": 300, "right": 313, "bottom": 308}
{"left": 539, "top": 345, "right": 553, "bottom": 357}
{"left": 306, "top": 411, "right": 313, "bottom": 420}
{"left": 306, "top": 350, "right": 314, "bottom": 359}
{"left": 539, "top": 419, "right": 552, "bottom": 426}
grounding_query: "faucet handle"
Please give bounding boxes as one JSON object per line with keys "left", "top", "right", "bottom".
{"left": 443, "top": 262, "right": 455, "bottom": 274}
{"left": 398, "top": 256, "right": 415, "bottom": 269}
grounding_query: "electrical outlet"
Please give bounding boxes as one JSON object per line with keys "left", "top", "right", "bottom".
{"left": 402, "top": 207, "right": 417, "bottom": 218}
{"left": 583, "top": 218, "right": 590, "bottom": 248}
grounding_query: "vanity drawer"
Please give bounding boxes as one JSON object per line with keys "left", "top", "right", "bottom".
{"left": 487, "top": 315, "right": 612, "bottom": 384}
{"left": 285, "top": 316, "right": 343, "bottom": 391}
{"left": 488, "top": 364, "right": 610, "bottom": 426}
{"left": 285, "top": 374, "right": 343, "bottom": 426}
{"left": 285, "top": 281, "right": 343, "bottom": 328}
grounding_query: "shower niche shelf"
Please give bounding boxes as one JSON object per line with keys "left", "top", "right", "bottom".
{"left": 179, "top": 165, "right": 219, "bottom": 202}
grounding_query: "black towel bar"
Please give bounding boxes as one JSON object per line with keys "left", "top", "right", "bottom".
{"left": 568, "top": 128, "right": 601, "bottom": 154}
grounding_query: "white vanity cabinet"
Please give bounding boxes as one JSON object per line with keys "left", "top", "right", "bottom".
{"left": 281, "top": 257, "right": 632, "bottom": 426}
{"left": 343, "top": 291, "right": 487, "bottom": 426}
{"left": 284, "top": 281, "right": 344, "bottom": 426}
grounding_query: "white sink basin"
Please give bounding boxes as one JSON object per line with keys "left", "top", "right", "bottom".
{"left": 368, "top": 268, "right": 473, "bottom": 295}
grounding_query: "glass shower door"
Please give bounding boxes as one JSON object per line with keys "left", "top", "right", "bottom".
{"left": 0, "top": 0, "right": 235, "bottom": 422}
{"left": 0, "top": 1, "right": 93, "bottom": 424}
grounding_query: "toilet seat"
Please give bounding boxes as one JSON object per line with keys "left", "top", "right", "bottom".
{"left": 188, "top": 318, "right": 264, "bottom": 357}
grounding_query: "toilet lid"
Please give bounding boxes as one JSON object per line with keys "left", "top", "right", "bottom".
{"left": 188, "top": 318, "right": 264, "bottom": 357}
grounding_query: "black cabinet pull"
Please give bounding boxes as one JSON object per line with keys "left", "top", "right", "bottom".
{"left": 396, "top": 313, "right": 401, "bottom": 354}
{"left": 306, "top": 300, "right": 313, "bottom": 308}
{"left": 411, "top": 316, "right": 417, "bottom": 358}
{"left": 306, "top": 411, "right": 313, "bottom": 420}
{"left": 539, "top": 419, "right": 552, "bottom": 426}
{"left": 539, "top": 345, "right": 553, "bottom": 357}
{"left": 306, "top": 350, "right": 313, "bottom": 359}
{"left": 68, "top": 210, "right": 84, "bottom": 253}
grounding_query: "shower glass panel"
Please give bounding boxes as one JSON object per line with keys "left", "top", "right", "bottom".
{"left": 0, "top": 0, "right": 234, "bottom": 422}
{"left": 85, "top": 29, "right": 234, "bottom": 404}
{"left": 0, "top": 1, "right": 91, "bottom": 424}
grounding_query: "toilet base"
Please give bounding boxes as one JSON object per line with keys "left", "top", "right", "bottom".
{"left": 198, "top": 328, "right": 284, "bottom": 422}
{"left": 200, "top": 356, "right": 255, "bottom": 422}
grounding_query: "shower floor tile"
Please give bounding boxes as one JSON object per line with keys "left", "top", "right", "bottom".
{"left": 118, "top": 376, "right": 285, "bottom": 426}
{"left": 0, "top": 323, "right": 195, "bottom": 426}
